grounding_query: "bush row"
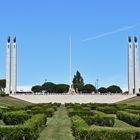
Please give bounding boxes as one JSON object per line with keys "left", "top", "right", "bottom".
{"left": 71, "top": 115, "right": 140, "bottom": 140}
{"left": 27, "top": 108, "right": 55, "bottom": 117}
{"left": 96, "top": 106, "right": 118, "bottom": 114}
{"left": 117, "top": 111, "right": 140, "bottom": 127}
{"left": 125, "top": 109, "right": 140, "bottom": 115}
{"left": 66, "top": 103, "right": 140, "bottom": 114}
{"left": 82, "top": 114, "right": 115, "bottom": 127}
{"left": 0, "top": 109, "right": 3, "bottom": 119}
{"left": 3, "top": 111, "right": 30, "bottom": 125}
{"left": 67, "top": 108, "right": 94, "bottom": 117}
{"left": 0, "top": 114, "right": 47, "bottom": 140}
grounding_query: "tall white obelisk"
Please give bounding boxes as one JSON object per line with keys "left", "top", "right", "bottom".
{"left": 68, "top": 36, "right": 75, "bottom": 94}
{"left": 12, "top": 37, "right": 17, "bottom": 94}
{"left": 6, "top": 37, "right": 11, "bottom": 94}
{"left": 134, "top": 36, "right": 139, "bottom": 94}
{"left": 128, "top": 36, "right": 133, "bottom": 94}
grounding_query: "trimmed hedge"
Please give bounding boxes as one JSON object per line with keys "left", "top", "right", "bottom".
{"left": 125, "top": 109, "right": 140, "bottom": 115}
{"left": 27, "top": 108, "right": 55, "bottom": 117}
{"left": 0, "top": 114, "right": 47, "bottom": 140}
{"left": 82, "top": 114, "right": 115, "bottom": 127}
{"left": 0, "top": 110, "right": 3, "bottom": 119}
{"left": 71, "top": 115, "right": 140, "bottom": 140}
{"left": 67, "top": 108, "right": 94, "bottom": 117}
{"left": 3, "top": 111, "right": 30, "bottom": 125}
{"left": 117, "top": 111, "right": 140, "bottom": 127}
{"left": 96, "top": 106, "right": 118, "bottom": 114}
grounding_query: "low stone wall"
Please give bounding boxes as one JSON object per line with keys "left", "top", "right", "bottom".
{"left": 11, "top": 94, "right": 136, "bottom": 104}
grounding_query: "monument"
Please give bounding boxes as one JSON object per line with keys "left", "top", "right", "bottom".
{"left": 134, "top": 36, "right": 139, "bottom": 94}
{"left": 128, "top": 36, "right": 139, "bottom": 94}
{"left": 12, "top": 37, "right": 17, "bottom": 94}
{"left": 68, "top": 36, "right": 75, "bottom": 94}
{"left": 6, "top": 37, "right": 11, "bottom": 94}
{"left": 6, "top": 36, "right": 17, "bottom": 94}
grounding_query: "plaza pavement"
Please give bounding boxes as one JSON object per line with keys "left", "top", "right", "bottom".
{"left": 10, "top": 94, "right": 136, "bottom": 104}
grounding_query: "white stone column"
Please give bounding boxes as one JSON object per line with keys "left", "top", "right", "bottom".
{"left": 134, "top": 37, "right": 139, "bottom": 94}
{"left": 12, "top": 37, "right": 17, "bottom": 94}
{"left": 128, "top": 37, "right": 133, "bottom": 94}
{"left": 6, "top": 37, "right": 11, "bottom": 94}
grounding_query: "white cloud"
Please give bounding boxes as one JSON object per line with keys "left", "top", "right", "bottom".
{"left": 83, "top": 24, "right": 139, "bottom": 42}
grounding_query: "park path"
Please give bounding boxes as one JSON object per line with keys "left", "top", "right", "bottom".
{"left": 38, "top": 105, "right": 74, "bottom": 140}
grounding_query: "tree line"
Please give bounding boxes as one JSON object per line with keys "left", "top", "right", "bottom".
{"left": 0, "top": 71, "right": 123, "bottom": 94}
{"left": 31, "top": 71, "right": 123, "bottom": 93}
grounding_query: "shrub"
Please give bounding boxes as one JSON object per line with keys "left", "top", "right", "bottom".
{"left": 125, "top": 109, "right": 140, "bottom": 115}
{"left": 0, "top": 92, "right": 9, "bottom": 97}
{"left": 71, "top": 115, "right": 88, "bottom": 138}
{"left": 3, "top": 111, "right": 30, "bottom": 125}
{"left": 87, "top": 127, "right": 140, "bottom": 140}
{"left": 0, "top": 110, "right": 3, "bottom": 119}
{"left": 67, "top": 109, "right": 93, "bottom": 117}
{"left": 0, "top": 114, "right": 47, "bottom": 140}
{"left": 45, "top": 108, "right": 55, "bottom": 117}
{"left": 117, "top": 111, "right": 140, "bottom": 127}
{"left": 27, "top": 107, "right": 55, "bottom": 117}
{"left": 82, "top": 114, "right": 115, "bottom": 127}
{"left": 96, "top": 106, "right": 118, "bottom": 114}
{"left": 71, "top": 115, "right": 140, "bottom": 140}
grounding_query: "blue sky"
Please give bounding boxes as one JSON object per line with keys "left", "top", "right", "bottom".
{"left": 0, "top": 0, "right": 140, "bottom": 91}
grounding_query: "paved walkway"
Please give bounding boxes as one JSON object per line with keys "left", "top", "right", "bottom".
{"left": 38, "top": 105, "right": 74, "bottom": 140}
{"left": 11, "top": 94, "right": 136, "bottom": 104}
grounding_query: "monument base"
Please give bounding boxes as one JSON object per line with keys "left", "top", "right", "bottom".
{"left": 68, "top": 87, "right": 75, "bottom": 94}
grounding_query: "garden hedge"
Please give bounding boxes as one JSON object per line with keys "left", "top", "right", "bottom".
{"left": 82, "top": 114, "right": 115, "bottom": 127}
{"left": 0, "top": 114, "right": 47, "bottom": 140}
{"left": 67, "top": 108, "right": 93, "bottom": 117}
{"left": 3, "top": 111, "right": 30, "bottom": 125}
{"left": 125, "top": 109, "right": 140, "bottom": 115}
{"left": 0, "top": 109, "right": 3, "bottom": 119}
{"left": 71, "top": 115, "right": 140, "bottom": 140}
{"left": 26, "top": 107, "right": 55, "bottom": 117}
{"left": 117, "top": 111, "right": 140, "bottom": 127}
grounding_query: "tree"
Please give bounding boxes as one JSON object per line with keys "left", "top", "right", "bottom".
{"left": 55, "top": 84, "right": 69, "bottom": 93}
{"left": 107, "top": 85, "right": 122, "bottom": 93}
{"left": 0, "top": 79, "right": 6, "bottom": 92}
{"left": 83, "top": 84, "right": 96, "bottom": 93}
{"left": 73, "top": 83, "right": 83, "bottom": 93}
{"left": 72, "top": 71, "right": 84, "bottom": 86}
{"left": 98, "top": 87, "right": 108, "bottom": 93}
{"left": 42, "top": 82, "right": 56, "bottom": 93}
{"left": 73, "top": 70, "right": 84, "bottom": 92}
{"left": 31, "top": 85, "right": 42, "bottom": 93}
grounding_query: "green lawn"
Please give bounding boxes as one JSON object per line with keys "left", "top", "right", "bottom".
{"left": 117, "top": 96, "right": 140, "bottom": 105}
{"left": 38, "top": 105, "right": 74, "bottom": 140}
{"left": 0, "top": 96, "right": 32, "bottom": 107}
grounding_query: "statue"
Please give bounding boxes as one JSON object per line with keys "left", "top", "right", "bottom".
{"left": 134, "top": 36, "right": 137, "bottom": 43}
{"left": 13, "top": 37, "right": 16, "bottom": 43}
{"left": 8, "top": 36, "right": 10, "bottom": 43}
{"left": 128, "top": 36, "right": 131, "bottom": 42}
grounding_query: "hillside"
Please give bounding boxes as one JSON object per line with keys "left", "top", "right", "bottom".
{"left": 117, "top": 96, "right": 140, "bottom": 105}
{"left": 0, "top": 96, "right": 32, "bottom": 108}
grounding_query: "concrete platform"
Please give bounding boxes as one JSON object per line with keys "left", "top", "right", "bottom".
{"left": 10, "top": 94, "right": 136, "bottom": 104}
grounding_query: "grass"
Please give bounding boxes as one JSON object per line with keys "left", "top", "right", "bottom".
{"left": 0, "top": 96, "right": 32, "bottom": 107}
{"left": 117, "top": 96, "right": 140, "bottom": 105}
{"left": 38, "top": 105, "right": 74, "bottom": 140}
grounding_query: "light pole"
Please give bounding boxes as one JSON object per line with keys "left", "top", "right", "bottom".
{"left": 96, "top": 79, "right": 99, "bottom": 93}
